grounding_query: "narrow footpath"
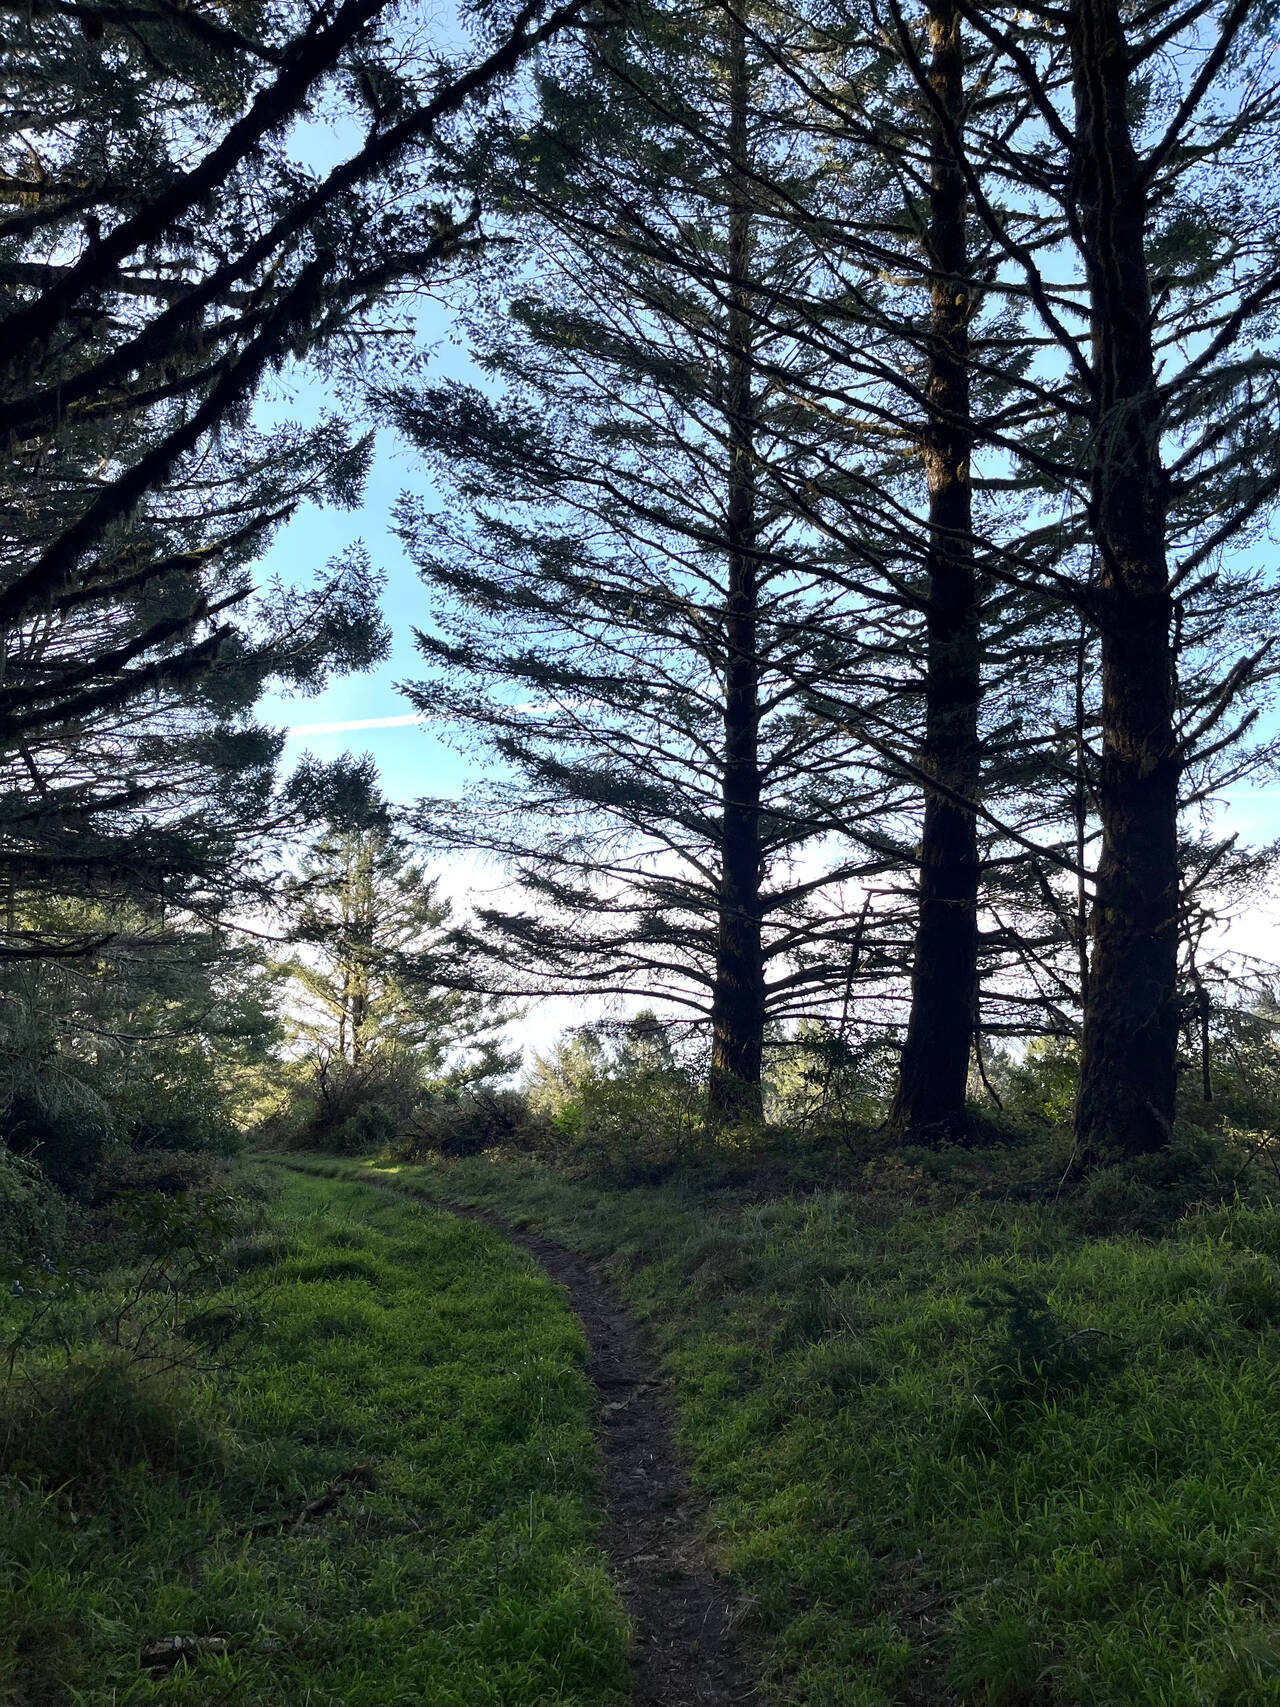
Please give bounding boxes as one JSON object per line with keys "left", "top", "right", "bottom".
{"left": 353, "top": 1169, "right": 760, "bottom": 1707}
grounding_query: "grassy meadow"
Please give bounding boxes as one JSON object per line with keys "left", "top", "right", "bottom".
{"left": 331, "top": 1151, "right": 1280, "bottom": 1707}
{"left": 0, "top": 1168, "right": 628, "bottom": 1706}
{"left": 8, "top": 1143, "right": 1280, "bottom": 1707}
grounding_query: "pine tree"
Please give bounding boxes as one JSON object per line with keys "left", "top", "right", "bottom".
{"left": 0, "top": 887, "right": 282, "bottom": 1187}
{"left": 886, "top": 0, "right": 1280, "bottom": 1154}
{"left": 670, "top": 0, "right": 1078, "bottom": 1132}
{"left": 277, "top": 822, "right": 508, "bottom": 1122}
{"left": 384, "top": 0, "right": 912, "bottom": 1121}
{"left": 882, "top": 0, "right": 983, "bottom": 1139}
{"left": 1, "top": 0, "right": 596, "bottom": 952}
{"left": 752, "top": 0, "right": 1280, "bottom": 1150}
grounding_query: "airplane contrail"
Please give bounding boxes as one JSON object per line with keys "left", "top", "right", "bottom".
{"left": 283, "top": 712, "right": 427, "bottom": 738}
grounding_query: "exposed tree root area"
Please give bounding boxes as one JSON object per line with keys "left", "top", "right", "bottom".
{"left": 354, "top": 1169, "right": 760, "bottom": 1707}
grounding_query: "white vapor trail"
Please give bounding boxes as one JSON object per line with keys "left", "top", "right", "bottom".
{"left": 282, "top": 713, "right": 427, "bottom": 738}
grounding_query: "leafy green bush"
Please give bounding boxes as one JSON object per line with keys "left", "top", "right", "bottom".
{"left": 92, "top": 1147, "right": 221, "bottom": 1201}
{"left": 525, "top": 1014, "right": 703, "bottom": 1175}
{"left": 766, "top": 1020, "right": 896, "bottom": 1139}
{"left": 397, "top": 1086, "right": 545, "bottom": 1157}
{"left": 1, "top": 1097, "right": 107, "bottom": 1196}
{"left": 116, "top": 1045, "right": 244, "bottom": 1157}
{"left": 330, "top": 1100, "right": 400, "bottom": 1155}
{"left": 989, "top": 1036, "right": 1081, "bottom": 1126}
{"left": 1196, "top": 989, "right": 1280, "bottom": 1131}
{"left": 0, "top": 1149, "right": 68, "bottom": 1263}
{"left": 128, "top": 1109, "right": 241, "bottom": 1157}
{"left": 273, "top": 1047, "right": 426, "bottom": 1151}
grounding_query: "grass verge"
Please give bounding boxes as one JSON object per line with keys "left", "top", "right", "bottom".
{"left": 1, "top": 1166, "right": 628, "bottom": 1706}
{"left": 339, "top": 1151, "right": 1280, "bottom": 1707}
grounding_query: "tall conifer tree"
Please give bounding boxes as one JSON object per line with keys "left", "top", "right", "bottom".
{"left": 386, "top": 0, "right": 910, "bottom": 1115}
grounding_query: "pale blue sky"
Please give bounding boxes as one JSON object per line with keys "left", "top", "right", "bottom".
{"left": 253, "top": 82, "right": 486, "bottom": 810}
{"left": 253, "top": 309, "right": 480, "bottom": 811}
{"left": 256, "top": 427, "right": 466, "bottom": 809}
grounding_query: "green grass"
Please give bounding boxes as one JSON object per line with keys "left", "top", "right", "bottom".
{"left": 342, "top": 1152, "right": 1280, "bottom": 1707}
{"left": 0, "top": 1168, "right": 629, "bottom": 1706}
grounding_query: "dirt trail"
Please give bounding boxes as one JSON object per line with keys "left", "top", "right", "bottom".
{"left": 354, "top": 1170, "right": 760, "bottom": 1706}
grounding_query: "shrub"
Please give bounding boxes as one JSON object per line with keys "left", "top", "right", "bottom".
{"left": 1, "top": 1097, "right": 107, "bottom": 1196}
{"left": 129, "top": 1109, "right": 241, "bottom": 1156}
{"left": 1074, "top": 1122, "right": 1230, "bottom": 1234}
{"left": 330, "top": 1101, "right": 399, "bottom": 1156}
{"left": 766, "top": 1021, "right": 896, "bottom": 1139}
{"left": 97, "top": 1041, "right": 249, "bottom": 1160}
{"left": 0, "top": 1149, "right": 68, "bottom": 1263}
{"left": 525, "top": 1015, "right": 704, "bottom": 1175}
{"left": 275, "top": 1050, "right": 428, "bottom": 1151}
{"left": 92, "top": 1147, "right": 220, "bottom": 1202}
{"left": 397, "top": 1086, "right": 543, "bottom": 1158}
{"left": 985, "top": 1037, "right": 1080, "bottom": 1128}
{"left": 0, "top": 1351, "right": 218, "bottom": 1487}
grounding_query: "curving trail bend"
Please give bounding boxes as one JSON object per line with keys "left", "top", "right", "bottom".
{"left": 354, "top": 1170, "right": 760, "bottom": 1707}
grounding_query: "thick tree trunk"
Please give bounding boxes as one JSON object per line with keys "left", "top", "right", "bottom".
{"left": 889, "top": 0, "right": 981, "bottom": 1144}
{"left": 1070, "top": 0, "right": 1180, "bottom": 1158}
{"left": 707, "top": 19, "right": 766, "bottom": 1129}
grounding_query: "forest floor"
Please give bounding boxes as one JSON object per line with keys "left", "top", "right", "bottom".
{"left": 7, "top": 1150, "right": 1280, "bottom": 1706}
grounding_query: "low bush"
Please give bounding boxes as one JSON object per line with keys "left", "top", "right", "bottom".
{"left": 1, "top": 1097, "right": 107, "bottom": 1196}
{"left": 397, "top": 1085, "right": 549, "bottom": 1158}
{"left": 0, "top": 1351, "right": 218, "bottom": 1487}
{"left": 286, "top": 1049, "right": 425, "bottom": 1147}
{"left": 328, "top": 1100, "right": 399, "bottom": 1155}
{"left": 117, "top": 1050, "right": 244, "bottom": 1159}
{"left": 766, "top": 1021, "right": 897, "bottom": 1138}
{"left": 92, "top": 1147, "right": 221, "bottom": 1202}
{"left": 0, "top": 1149, "right": 69, "bottom": 1263}
{"left": 524, "top": 1015, "right": 705, "bottom": 1177}
{"left": 128, "top": 1110, "right": 241, "bottom": 1156}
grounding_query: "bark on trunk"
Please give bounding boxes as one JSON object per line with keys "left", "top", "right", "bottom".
{"left": 707, "top": 18, "right": 766, "bottom": 1129}
{"left": 889, "top": 0, "right": 981, "bottom": 1144}
{"left": 1070, "top": 0, "right": 1180, "bottom": 1158}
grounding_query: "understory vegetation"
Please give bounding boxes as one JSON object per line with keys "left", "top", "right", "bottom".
{"left": 6, "top": 1024, "right": 1280, "bottom": 1703}
{"left": 0, "top": 1168, "right": 627, "bottom": 1707}
{"left": 329, "top": 1150, "right": 1280, "bottom": 1707}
